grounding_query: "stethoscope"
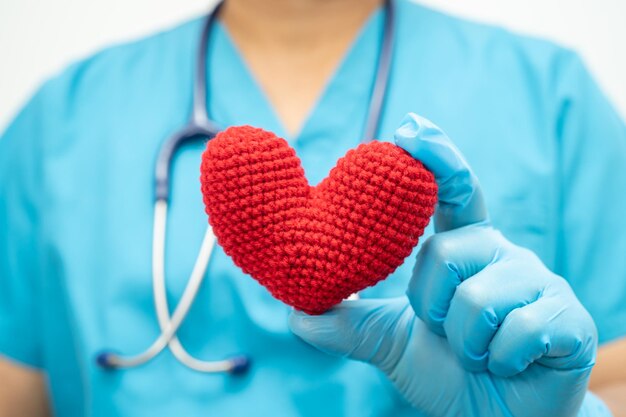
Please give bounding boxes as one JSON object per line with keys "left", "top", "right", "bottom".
{"left": 96, "top": 0, "right": 396, "bottom": 375}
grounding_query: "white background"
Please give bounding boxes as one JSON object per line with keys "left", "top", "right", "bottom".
{"left": 1, "top": 0, "right": 625, "bottom": 131}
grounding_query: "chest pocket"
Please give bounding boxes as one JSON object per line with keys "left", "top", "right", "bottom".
{"left": 486, "top": 176, "right": 557, "bottom": 270}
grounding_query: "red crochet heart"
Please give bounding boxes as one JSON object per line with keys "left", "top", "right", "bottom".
{"left": 200, "top": 126, "right": 437, "bottom": 315}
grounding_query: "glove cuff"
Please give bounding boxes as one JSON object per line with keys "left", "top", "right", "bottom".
{"left": 578, "top": 391, "right": 613, "bottom": 417}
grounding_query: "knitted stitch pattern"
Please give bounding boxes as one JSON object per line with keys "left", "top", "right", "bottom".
{"left": 200, "top": 126, "right": 438, "bottom": 314}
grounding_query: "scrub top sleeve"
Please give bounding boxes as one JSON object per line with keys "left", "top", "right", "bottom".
{"left": 0, "top": 86, "right": 51, "bottom": 369}
{"left": 555, "top": 51, "right": 626, "bottom": 344}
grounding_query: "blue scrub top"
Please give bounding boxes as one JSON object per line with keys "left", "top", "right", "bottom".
{"left": 1, "top": 1, "right": 626, "bottom": 416}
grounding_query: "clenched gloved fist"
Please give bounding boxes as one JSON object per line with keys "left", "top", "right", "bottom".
{"left": 289, "top": 114, "right": 611, "bottom": 417}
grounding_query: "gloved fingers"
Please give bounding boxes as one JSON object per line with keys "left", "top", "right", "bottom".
{"left": 487, "top": 289, "right": 597, "bottom": 378}
{"left": 393, "top": 113, "right": 488, "bottom": 232}
{"left": 443, "top": 259, "right": 546, "bottom": 372}
{"left": 288, "top": 298, "right": 413, "bottom": 373}
{"left": 407, "top": 225, "right": 503, "bottom": 336}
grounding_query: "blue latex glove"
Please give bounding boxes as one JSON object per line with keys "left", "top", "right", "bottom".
{"left": 289, "top": 113, "right": 611, "bottom": 417}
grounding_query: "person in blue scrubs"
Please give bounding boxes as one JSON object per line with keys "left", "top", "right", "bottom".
{"left": 1, "top": 0, "right": 625, "bottom": 416}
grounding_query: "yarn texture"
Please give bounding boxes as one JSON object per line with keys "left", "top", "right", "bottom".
{"left": 200, "top": 126, "right": 438, "bottom": 314}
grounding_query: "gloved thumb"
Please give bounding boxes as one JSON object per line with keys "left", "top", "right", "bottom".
{"left": 288, "top": 298, "right": 413, "bottom": 373}
{"left": 394, "top": 113, "right": 488, "bottom": 232}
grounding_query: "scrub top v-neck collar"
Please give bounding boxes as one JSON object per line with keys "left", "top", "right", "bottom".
{"left": 205, "top": 6, "right": 386, "bottom": 148}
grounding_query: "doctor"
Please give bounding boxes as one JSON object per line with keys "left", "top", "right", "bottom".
{"left": 1, "top": 0, "right": 625, "bottom": 416}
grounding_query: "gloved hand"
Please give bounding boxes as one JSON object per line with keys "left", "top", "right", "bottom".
{"left": 289, "top": 113, "right": 611, "bottom": 417}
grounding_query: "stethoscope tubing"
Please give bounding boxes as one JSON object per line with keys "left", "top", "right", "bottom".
{"left": 97, "top": 0, "right": 395, "bottom": 375}
{"left": 97, "top": 202, "right": 248, "bottom": 373}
